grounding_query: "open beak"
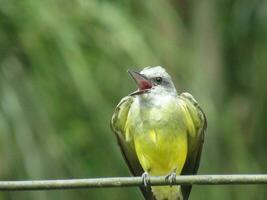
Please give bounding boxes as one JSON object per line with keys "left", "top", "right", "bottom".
{"left": 128, "top": 70, "right": 152, "bottom": 95}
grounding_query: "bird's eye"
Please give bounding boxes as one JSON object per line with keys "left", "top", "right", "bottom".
{"left": 155, "top": 77, "right": 163, "bottom": 84}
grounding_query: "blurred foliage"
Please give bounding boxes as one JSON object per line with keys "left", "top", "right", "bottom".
{"left": 0, "top": 0, "right": 266, "bottom": 199}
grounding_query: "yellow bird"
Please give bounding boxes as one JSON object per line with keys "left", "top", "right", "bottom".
{"left": 111, "top": 66, "right": 207, "bottom": 200}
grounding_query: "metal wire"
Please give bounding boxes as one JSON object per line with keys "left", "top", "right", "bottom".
{"left": 0, "top": 175, "right": 266, "bottom": 191}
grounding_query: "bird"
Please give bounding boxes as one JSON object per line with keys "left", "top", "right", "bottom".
{"left": 111, "top": 66, "right": 207, "bottom": 200}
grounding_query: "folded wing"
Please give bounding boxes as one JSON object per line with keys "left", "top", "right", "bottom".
{"left": 111, "top": 96, "right": 155, "bottom": 200}
{"left": 179, "top": 92, "right": 207, "bottom": 200}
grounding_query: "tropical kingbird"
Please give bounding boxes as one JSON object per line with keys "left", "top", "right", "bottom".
{"left": 111, "top": 66, "right": 207, "bottom": 200}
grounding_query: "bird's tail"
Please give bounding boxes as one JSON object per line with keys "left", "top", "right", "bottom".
{"left": 151, "top": 185, "right": 183, "bottom": 200}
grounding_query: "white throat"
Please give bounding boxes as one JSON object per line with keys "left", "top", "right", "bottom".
{"left": 136, "top": 87, "right": 178, "bottom": 107}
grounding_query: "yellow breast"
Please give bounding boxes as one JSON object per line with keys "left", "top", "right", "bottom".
{"left": 127, "top": 98, "right": 190, "bottom": 176}
{"left": 134, "top": 128, "right": 187, "bottom": 176}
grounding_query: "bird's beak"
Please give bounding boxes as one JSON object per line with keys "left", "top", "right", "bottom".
{"left": 128, "top": 70, "right": 152, "bottom": 94}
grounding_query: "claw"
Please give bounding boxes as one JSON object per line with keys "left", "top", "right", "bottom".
{"left": 141, "top": 172, "right": 150, "bottom": 187}
{"left": 165, "top": 170, "right": 177, "bottom": 186}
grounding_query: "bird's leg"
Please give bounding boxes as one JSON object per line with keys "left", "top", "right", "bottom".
{"left": 141, "top": 172, "right": 151, "bottom": 187}
{"left": 165, "top": 168, "right": 177, "bottom": 187}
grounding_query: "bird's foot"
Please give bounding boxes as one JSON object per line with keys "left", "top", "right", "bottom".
{"left": 165, "top": 169, "right": 177, "bottom": 187}
{"left": 141, "top": 172, "right": 151, "bottom": 187}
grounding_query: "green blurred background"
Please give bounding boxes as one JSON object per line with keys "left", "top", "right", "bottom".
{"left": 0, "top": 0, "right": 266, "bottom": 199}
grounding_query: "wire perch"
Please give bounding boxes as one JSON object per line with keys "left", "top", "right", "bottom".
{"left": 0, "top": 175, "right": 266, "bottom": 191}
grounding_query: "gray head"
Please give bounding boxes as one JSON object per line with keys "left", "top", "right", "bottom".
{"left": 128, "top": 66, "right": 177, "bottom": 96}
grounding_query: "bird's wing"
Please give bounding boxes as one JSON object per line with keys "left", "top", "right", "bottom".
{"left": 111, "top": 96, "right": 155, "bottom": 200}
{"left": 179, "top": 92, "right": 207, "bottom": 200}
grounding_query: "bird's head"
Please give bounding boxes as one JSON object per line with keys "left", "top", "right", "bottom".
{"left": 128, "top": 66, "right": 177, "bottom": 96}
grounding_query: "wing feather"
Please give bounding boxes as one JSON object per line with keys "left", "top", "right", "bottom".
{"left": 179, "top": 93, "right": 207, "bottom": 200}
{"left": 111, "top": 96, "right": 155, "bottom": 200}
